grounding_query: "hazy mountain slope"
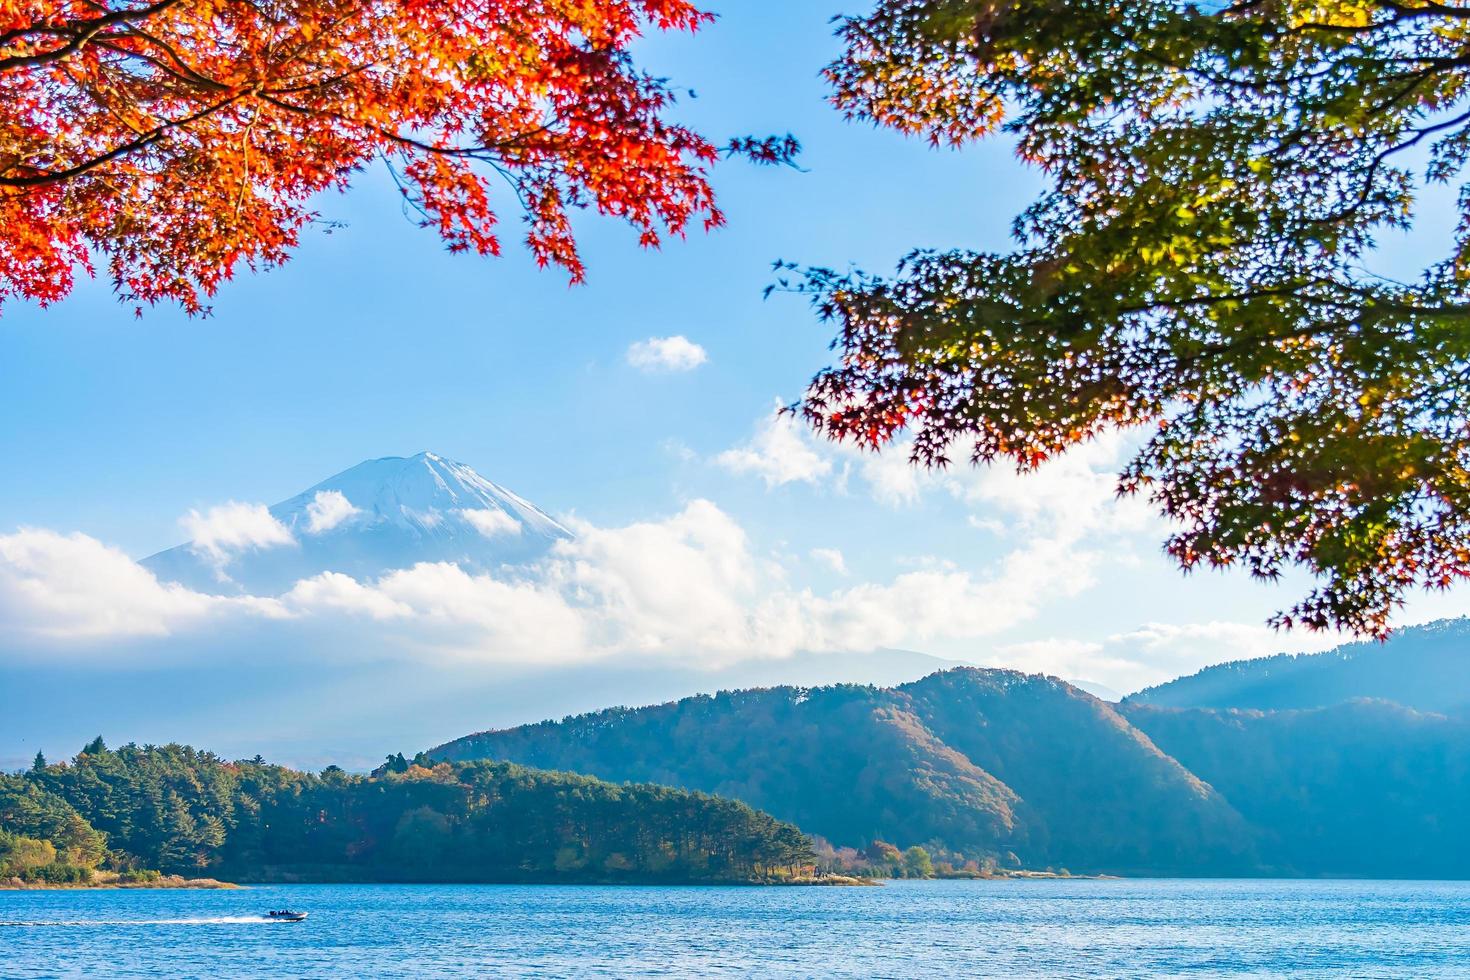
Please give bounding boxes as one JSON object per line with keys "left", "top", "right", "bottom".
{"left": 434, "top": 684, "right": 1023, "bottom": 859}
{"left": 1124, "top": 700, "right": 1470, "bottom": 877}
{"left": 1126, "top": 618, "right": 1470, "bottom": 713}
{"left": 142, "top": 452, "right": 571, "bottom": 594}
{"left": 0, "top": 649, "right": 976, "bottom": 774}
{"left": 1067, "top": 679, "right": 1123, "bottom": 702}
{"left": 432, "top": 670, "right": 1255, "bottom": 874}
{"left": 899, "top": 670, "right": 1253, "bottom": 875}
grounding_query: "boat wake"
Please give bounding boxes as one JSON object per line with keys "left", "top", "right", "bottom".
{"left": 0, "top": 916, "right": 276, "bottom": 927}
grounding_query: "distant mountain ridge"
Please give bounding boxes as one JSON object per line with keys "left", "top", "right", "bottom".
{"left": 432, "top": 663, "right": 1470, "bottom": 877}
{"left": 432, "top": 669, "right": 1255, "bottom": 876}
{"left": 1126, "top": 618, "right": 1470, "bottom": 714}
{"left": 1122, "top": 699, "right": 1470, "bottom": 877}
{"left": 142, "top": 452, "right": 571, "bottom": 594}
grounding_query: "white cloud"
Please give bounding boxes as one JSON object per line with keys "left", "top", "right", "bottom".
{"left": 181, "top": 502, "right": 294, "bottom": 563}
{"left": 856, "top": 449, "right": 928, "bottom": 507}
{"left": 550, "top": 500, "right": 762, "bottom": 656}
{"left": 1108, "top": 620, "right": 1343, "bottom": 687}
{"left": 711, "top": 415, "right": 1163, "bottom": 649}
{"left": 823, "top": 426, "right": 1153, "bottom": 536}
{"left": 283, "top": 571, "right": 411, "bottom": 621}
{"left": 12, "top": 494, "right": 1463, "bottom": 705}
{"left": 339, "top": 501, "right": 1090, "bottom": 665}
{"left": 368, "top": 562, "right": 592, "bottom": 662}
{"left": 992, "top": 620, "right": 1346, "bottom": 697}
{"left": 715, "top": 403, "right": 834, "bottom": 488}
{"left": 967, "top": 514, "right": 1006, "bottom": 535}
{"left": 0, "top": 528, "right": 283, "bottom": 642}
{"left": 626, "top": 335, "right": 708, "bottom": 372}
{"left": 810, "top": 548, "right": 848, "bottom": 575}
{"left": 774, "top": 570, "right": 1023, "bottom": 655}
{"left": 940, "top": 430, "right": 1155, "bottom": 541}
{"left": 457, "top": 508, "right": 522, "bottom": 539}
{"left": 0, "top": 499, "right": 1086, "bottom": 668}
{"left": 661, "top": 439, "right": 697, "bottom": 462}
{"left": 305, "top": 490, "right": 361, "bottom": 534}
{"left": 712, "top": 410, "right": 1152, "bottom": 545}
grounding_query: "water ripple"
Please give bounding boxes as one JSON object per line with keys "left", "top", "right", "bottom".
{"left": 2, "top": 879, "right": 1468, "bottom": 979}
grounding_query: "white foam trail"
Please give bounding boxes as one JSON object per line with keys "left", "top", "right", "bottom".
{"left": 1, "top": 916, "right": 280, "bottom": 927}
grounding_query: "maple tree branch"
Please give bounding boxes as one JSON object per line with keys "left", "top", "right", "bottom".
{"left": 0, "top": 0, "right": 190, "bottom": 71}
{"left": 0, "top": 92, "right": 250, "bottom": 187}
{"left": 253, "top": 87, "right": 562, "bottom": 160}
{"left": 1308, "top": 105, "right": 1470, "bottom": 226}
{"left": 97, "top": 26, "right": 233, "bottom": 91}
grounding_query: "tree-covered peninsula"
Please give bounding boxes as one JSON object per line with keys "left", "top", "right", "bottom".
{"left": 1, "top": 740, "right": 814, "bottom": 886}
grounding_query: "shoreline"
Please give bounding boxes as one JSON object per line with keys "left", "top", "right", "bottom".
{"left": 0, "top": 871, "right": 1114, "bottom": 890}
{"left": 1, "top": 874, "right": 239, "bottom": 891}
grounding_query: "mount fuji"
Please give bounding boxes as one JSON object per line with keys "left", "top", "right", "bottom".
{"left": 142, "top": 452, "right": 572, "bottom": 595}
{"left": 0, "top": 451, "right": 991, "bottom": 766}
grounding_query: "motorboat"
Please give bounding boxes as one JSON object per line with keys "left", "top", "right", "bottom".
{"left": 265, "top": 909, "right": 309, "bottom": 922}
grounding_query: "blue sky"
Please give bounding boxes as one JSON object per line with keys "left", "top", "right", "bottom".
{"left": 2, "top": 3, "right": 1029, "bottom": 555}
{"left": 2, "top": 3, "right": 1466, "bottom": 764}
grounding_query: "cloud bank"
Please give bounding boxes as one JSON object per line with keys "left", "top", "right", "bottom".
{"left": 0, "top": 419, "right": 1393, "bottom": 693}
{"left": 0, "top": 529, "right": 283, "bottom": 640}
{"left": 0, "top": 497, "right": 1086, "bottom": 670}
{"left": 696, "top": 405, "right": 1369, "bottom": 690}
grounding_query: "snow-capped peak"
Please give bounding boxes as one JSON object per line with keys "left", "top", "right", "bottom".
{"left": 273, "top": 452, "right": 571, "bottom": 542}
{"left": 141, "top": 453, "right": 571, "bottom": 595}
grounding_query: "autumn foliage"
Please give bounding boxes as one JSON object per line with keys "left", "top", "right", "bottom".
{"left": 790, "top": 0, "right": 1470, "bottom": 636}
{"left": 0, "top": 0, "right": 792, "bottom": 312}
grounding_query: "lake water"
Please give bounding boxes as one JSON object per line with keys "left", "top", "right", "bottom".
{"left": 3, "top": 879, "right": 1468, "bottom": 978}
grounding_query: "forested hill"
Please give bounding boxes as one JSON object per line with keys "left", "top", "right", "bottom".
{"left": 433, "top": 666, "right": 1470, "bottom": 878}
{"left": 1, "top": 742, "right": 811, "bottom": 885}
{"left": 1126, "top": 618, "right": 1470, "bottom": 713}
{"left": 1122, "top": 700, "right": 1470, "bottom": 878}
{"left": 433, "top": 670, "right": 1255, "bottom": 877}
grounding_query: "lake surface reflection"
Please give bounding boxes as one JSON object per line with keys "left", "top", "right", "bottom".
{"left": 4, "top": 878, "right": 1468, "bottom": 978}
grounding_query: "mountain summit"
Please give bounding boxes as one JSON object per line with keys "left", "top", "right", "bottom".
{"left": 142, "top": 452, "right": 571, "bottom": 595}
